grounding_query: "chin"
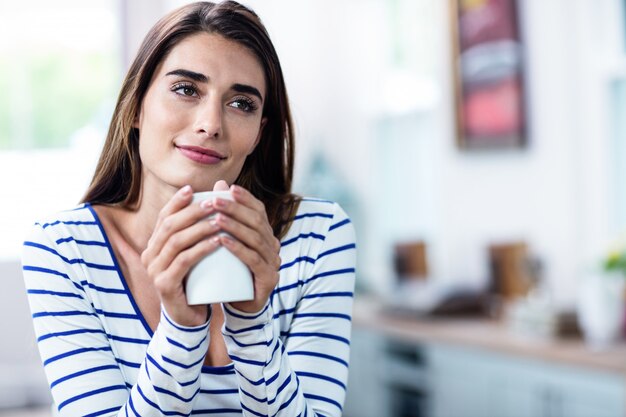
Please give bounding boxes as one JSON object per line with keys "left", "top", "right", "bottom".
{"left": 189, "top": 179, "right": 224, "bottom": 193}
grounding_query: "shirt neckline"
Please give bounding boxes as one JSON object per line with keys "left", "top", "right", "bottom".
{"left": 85, "top": 202, "right": 235, "bottom": 372}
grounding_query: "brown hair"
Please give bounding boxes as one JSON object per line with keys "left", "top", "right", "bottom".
{"left": 82, "top": 1, "right": 299, "bottom": 238}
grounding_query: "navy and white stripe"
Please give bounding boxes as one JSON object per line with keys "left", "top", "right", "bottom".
{"left": 22, "top": 200, "right": 356, "bottom": 416}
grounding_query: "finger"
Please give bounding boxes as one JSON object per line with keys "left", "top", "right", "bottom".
{"left": 214, "top": 213, "right": 278, "bottom": 265}
{"left": 213, "top": 180, "right": 230, "bottom": 191}
{"left": 154, "top": 235, "right": 222, "bottom": 298}
{"left": 142, "top": 197, "right": 216, "bottom": 267}
{"left": 145, "top": 185, "right": 194, "bottom": 260}
{"left": 213, "top": 194, "right": 272, "bottom": 237}
{"left": 220, "top": 234, "right": 282, "bottom": 273}
{"left": 154, "top": 185, "right": 193, "bottom": 230}
{"left": 230, "top": 184, "right": 266, "bottom": 212}
{"left": 148, "top": 216, "right": 221, "bottom": 277}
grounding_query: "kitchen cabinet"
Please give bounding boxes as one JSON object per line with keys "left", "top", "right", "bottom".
{"left": 345, "top": 320, "right": 626, "bottom": 417}
{"left": 428, "top": 344, "right": 625, "bottom": 417}
{"left": 343, "top": 328, "right": 389, "bottom": 417}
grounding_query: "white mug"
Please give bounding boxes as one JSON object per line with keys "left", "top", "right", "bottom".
{"left": 185, "top": 191, "right": 254, "bottom": 305}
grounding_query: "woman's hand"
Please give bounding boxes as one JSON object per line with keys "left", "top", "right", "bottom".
{"left": 212, "top": 182, "right": 281, "bottom": 313}
{"left": 140, "top": 185, "right": 222, "bottom": 327}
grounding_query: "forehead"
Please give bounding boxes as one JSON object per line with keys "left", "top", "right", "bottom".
{"left": 156, "top": 32, "right": 266, "bottom": 95}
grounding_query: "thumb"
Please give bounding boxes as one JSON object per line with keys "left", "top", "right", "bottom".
{"left": 213, "top": 180, "right": 230, "bottom": 192}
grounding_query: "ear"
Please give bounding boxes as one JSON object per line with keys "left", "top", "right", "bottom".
{"left": 132, "top": 106, "right": 142, "bottom": 129}
{"left": 248, "top": 117, "right": 267, "bottom": 155}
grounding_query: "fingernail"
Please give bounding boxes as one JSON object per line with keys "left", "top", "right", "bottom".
{"left": 201, "top": 200, "right": 213, "bottom": 210}
{"left": 180, "top": 185, "right": 191, "bottom": 196}
{"left": 214, "top": 198, "right": 227, "bottom": 208}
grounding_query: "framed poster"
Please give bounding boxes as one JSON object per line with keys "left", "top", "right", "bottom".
{"left": 450, "top": 0, "right": 526, "bottom": 149}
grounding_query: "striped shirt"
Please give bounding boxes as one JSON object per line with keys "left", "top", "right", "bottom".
{"left": 22, "top": 199, "right": 356, "bottom": 417}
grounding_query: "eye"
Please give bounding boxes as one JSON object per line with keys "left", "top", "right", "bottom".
{"left": 171, "top": 82, "right": 198, "bottom": 98}
{"left": 229, "top": 96, "right": 258, "bottom": 113}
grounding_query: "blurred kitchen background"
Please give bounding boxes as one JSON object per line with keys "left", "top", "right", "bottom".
{"left": 2, "top": 0, "right": 626, "bottom": 416}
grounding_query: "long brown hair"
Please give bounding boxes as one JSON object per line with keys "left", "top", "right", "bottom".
{"left": 82, "top": 1, "right": 299, "bottom": 238}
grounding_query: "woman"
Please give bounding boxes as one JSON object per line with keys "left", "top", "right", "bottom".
{"left": 21, "top": 2, "right": 356, "bottom": 416}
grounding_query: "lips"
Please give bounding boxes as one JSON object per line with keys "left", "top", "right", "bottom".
{"left": 176, "top": 144, "right": 226, "bottom": 165}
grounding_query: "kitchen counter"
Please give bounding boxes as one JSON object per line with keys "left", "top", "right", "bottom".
{"left": 352, "top": 296, "right": 626, "bottom": 376}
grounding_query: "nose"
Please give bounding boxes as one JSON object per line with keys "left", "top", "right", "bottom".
{"left": 193, "top": 97, "right": 223, "bottom": 139}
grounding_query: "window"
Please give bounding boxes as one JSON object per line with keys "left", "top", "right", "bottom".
{"left": 576, "top": 0, "right": 626, "bottom": 260}
{"left": 0, "top": 1, "right": 120, "bottom": 149}
{"left": 0, "top": 1, "right": 121, "bottom": 259}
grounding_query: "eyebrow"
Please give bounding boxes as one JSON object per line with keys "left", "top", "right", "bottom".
{"left": 232, "top": 83, "right": 263, "bottom": 102}
{"left": 165, "top": 68, "right": 264, "bottom": 102}
{"left": 165, "top": 69, "right": 207, "bottom": 82}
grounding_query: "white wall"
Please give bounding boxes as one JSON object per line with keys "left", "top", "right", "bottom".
{"left": 426, "top": 0, "right": 624, "bottom": 306}
{"left": 155, "top": 0, "right": 618, "bottom": 306}
{"left": 433, "top": 0, "right": 583, "bottom": 305}
{"left": 235, "top": 0, "right": 620, "bottom": 306}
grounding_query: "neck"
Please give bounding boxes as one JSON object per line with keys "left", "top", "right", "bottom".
{"left": 114, "top": 177, "right": 180, "bottom": 255}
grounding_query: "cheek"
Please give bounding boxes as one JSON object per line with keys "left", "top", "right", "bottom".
{"left": 230, "top": 118, "right": 263, "bottom": 154}
{"left": 238, "top": 128, "right": 261, "bottom": 157}
{"left": 137, "top": 102, "right": 179, "bottom": 160}
{"left": 140, "top": 91, "right": 187, "bottom": 136}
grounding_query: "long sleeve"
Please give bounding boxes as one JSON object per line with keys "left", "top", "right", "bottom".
{"left": 22, "top": 220, "right": 210, "bottom": 417}
{"left": 222, "top": 202, "right": 356, "bottom": 417}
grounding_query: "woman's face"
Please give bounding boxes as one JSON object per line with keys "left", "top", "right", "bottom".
{"left": 136, "top": 32, "right": 267, "bottom": 195}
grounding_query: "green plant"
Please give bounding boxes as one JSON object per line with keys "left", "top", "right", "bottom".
{"left": 603, "top": 238, "right": 626, "bottom": 277}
